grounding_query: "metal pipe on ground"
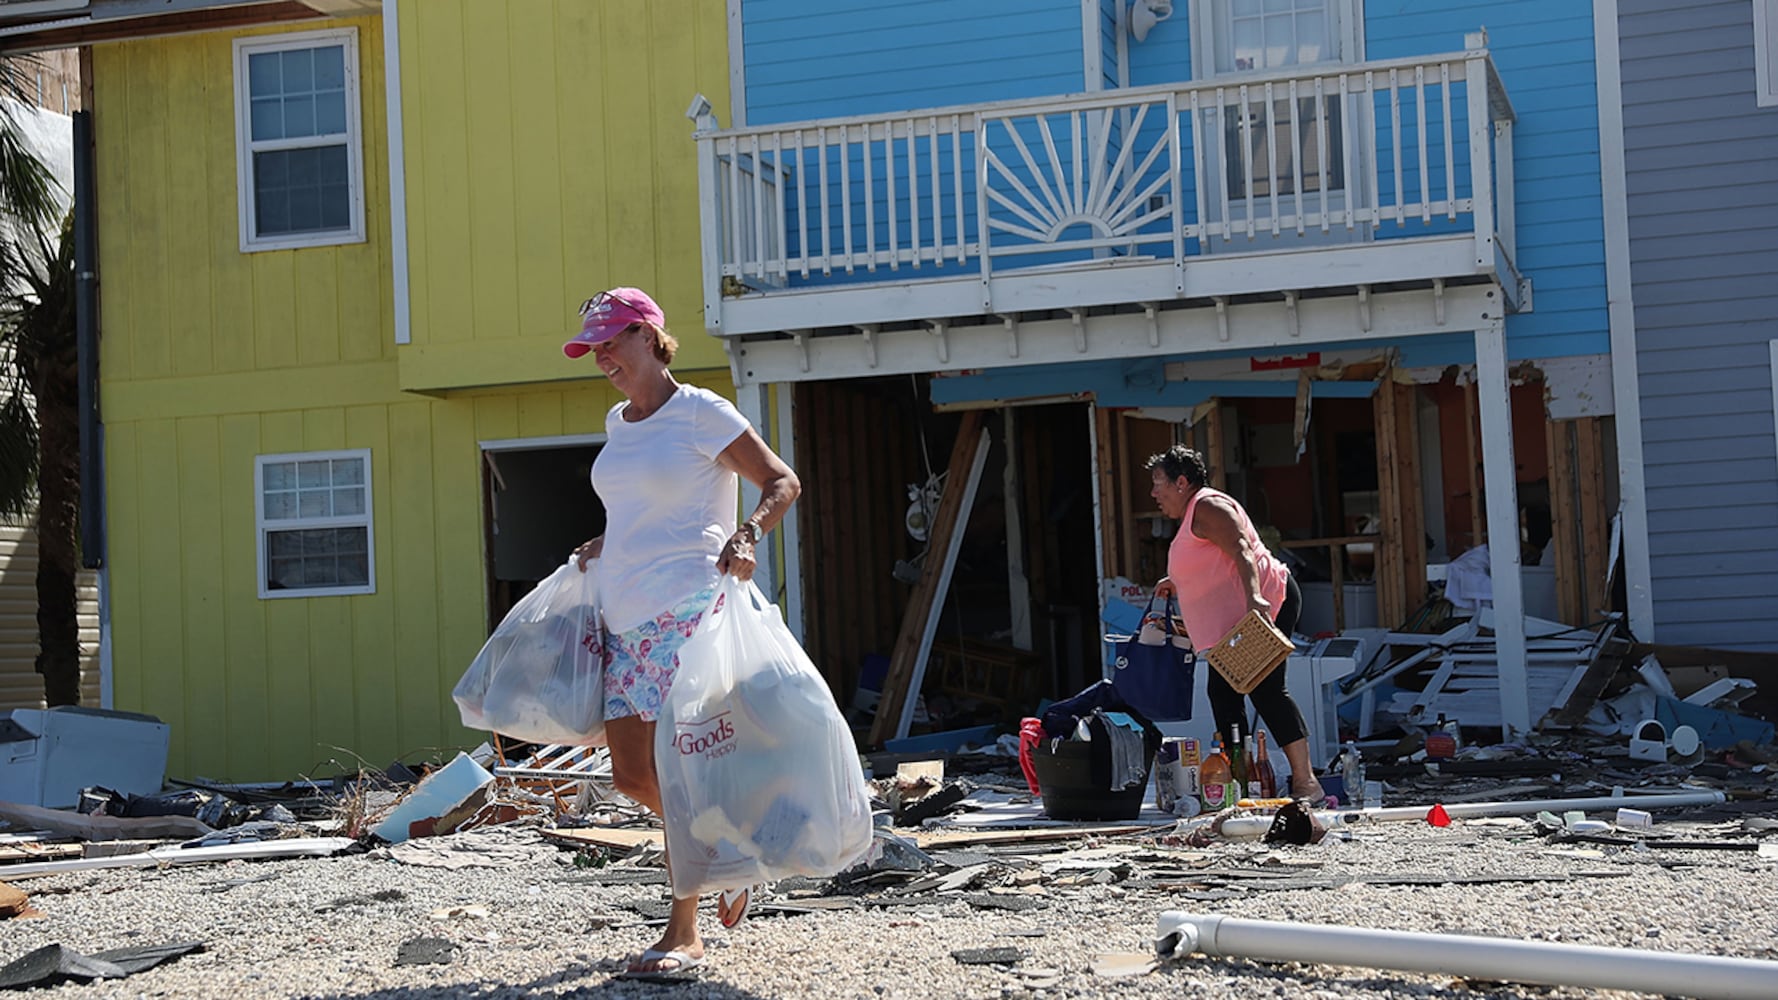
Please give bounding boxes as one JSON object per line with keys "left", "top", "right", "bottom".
{"left": 1316, "top": 788, "right": 1725, "bottom": 825}
{"left": 1155, "top": 912, "right": 1778, "bottom": 1000}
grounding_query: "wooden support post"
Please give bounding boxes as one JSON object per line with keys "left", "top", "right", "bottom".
{"left": 1373, "top": 379, "right": 1405, "bottom": 627}
{"left": 1464, "top": 377, "right": 1483, "bottom": 550}
{"left": 1202, "top": 401, "right": 1228, "bottom": 491}
{"left": 1575, "top": 417, "right": 1609, "bottom": 618}
{"left": 1546, "top": 419, "right": 1581, "bottom": 625}
{"left": 1095, "top": 405, "right": 1121, "bottom": 582}
{"left": 1395, "top": 380, "right": 1426, "bottom": 621}
{"left": 869, "top": 411, "right": 988, "bottom": 747}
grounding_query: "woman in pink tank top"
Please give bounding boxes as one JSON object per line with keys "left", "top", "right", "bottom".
{"left": 1148, "top": 445, "right": 1323, "bottom": 803}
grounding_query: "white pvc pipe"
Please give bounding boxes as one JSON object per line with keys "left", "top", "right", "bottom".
{"left": 1156, "top": 912, "right": 1778, "bottom": 1000}
{"left": 1318, "top": 788, "right": 1725, "bottom": 825}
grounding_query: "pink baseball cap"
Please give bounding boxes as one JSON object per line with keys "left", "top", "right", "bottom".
{"left": 563, "top": 287, "right": 666, "bottom": 358}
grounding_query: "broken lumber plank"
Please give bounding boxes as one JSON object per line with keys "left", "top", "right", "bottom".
{"left": 0, "top": 837, "right": 352, "bottom": 879}
{"left": 539, "top": 827, "right": 662, "bottom": 852}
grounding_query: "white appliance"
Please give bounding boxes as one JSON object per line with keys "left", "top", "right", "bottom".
{"left": 0, "top": 707, "right": 171, "bottom": 809}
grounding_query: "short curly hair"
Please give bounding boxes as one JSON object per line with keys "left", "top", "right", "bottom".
{"left": 1145, "top": 444, "right": 1208, "bottom": 487}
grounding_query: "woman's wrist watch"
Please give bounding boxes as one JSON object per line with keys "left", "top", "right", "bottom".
{"left": 738, "top": 518, "right": 763, "bottom": 544}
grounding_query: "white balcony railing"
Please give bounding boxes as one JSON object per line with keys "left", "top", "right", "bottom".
{"left": 693, "top": 49, "right": 1516, "bottom": 328}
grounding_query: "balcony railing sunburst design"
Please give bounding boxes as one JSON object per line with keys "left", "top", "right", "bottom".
{"left": 980, "top": 100, "right": 1176, "bottom": 254}
{"left": 694, "top": 48, "right": 1515, "bottom": 319}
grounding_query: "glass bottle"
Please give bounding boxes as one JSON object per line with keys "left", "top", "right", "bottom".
{"left": 1254, "top": 730, "right": 1278, "bottom": 799}
{"left": 1200, "top": 733, "right": 1232, "bottom": 811}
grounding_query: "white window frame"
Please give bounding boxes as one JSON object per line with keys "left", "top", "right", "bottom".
{"left": 1757, "top": 0, "right": 1777, "bottom": 107}
{"left": 255, "top": 448, "right": 376, "bottom": 599}
{"left": 232, "top": 27, "right": 367, "bottom": 252}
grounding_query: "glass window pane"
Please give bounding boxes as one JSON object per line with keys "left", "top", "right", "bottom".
{"left": 320, "top": 186, "right": 350, "bottom": 229}
{"left": 314, "top": 45, "right": 345, "bottom": 90}
{"left": 297, "top": 460, "right": 331, "bottom": 488}
{"left": 264, "top": 492, "right": 297, "bottom": 520}
{"left": 250, "top": 97, "right": 283, "bottom": 142}
{"left": 1263, "top": 0, "right": 1294, "bottom": 12}
{"left": 315, "top": 90, "right": 347, "bottom": 136}
{"left": 288, "top": 185, "right": 321, "bottom": 233}
{"left": 333, "top": 487, "right": 365, "bottom": 516}
{"left": 318, "top": 145, "right": 348, "bottom": 185}
{"left": 340, "top": 552, "right": 369, "bottom": 586}
{"left": 282, "top": 49, "right": 314, "bottom": 93}
{"left": 268, "top": 531, "right": 300, "bottom": 557}
{"left": 1264, "top": 16, "right": 1292, "bottom": 68}
{"left": 1233, "top": 18, "right": 1263, "bottom": 71}
{"left": 282, "top": 95, "right": 316, "bottom": 139}
{"left": 1296, "top": 11, "right": 1329, "bottom": 63}
{"left": 263, "top": 462, "right": 295, "bottom": 490}
{"left": 332, "top": 458, "right": 364, "bottom": 485}
{"left": 1232, "top": 0, "right": 1263, "bottom": 15}
{"left": 268, "top": 557, "right": 301, "bottom": 590}
{"left": 256, "top": 187, "right": 288, "bottom": 236}
{"left": 298, "top": 491, "right": 331, "bottom": 518}
{"left": 248, "top": 51, "right": 281, "bottom": 97}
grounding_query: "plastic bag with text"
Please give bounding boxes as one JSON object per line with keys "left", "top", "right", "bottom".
{"left": 655, "top": 576, "right": 874, "bottom": 898}
{"left": 452, "top": 558, "right": 605, "bottom": 746}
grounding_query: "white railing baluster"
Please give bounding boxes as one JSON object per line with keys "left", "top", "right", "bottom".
{"left": 750, "top": 134, "right": 765, "bottom": 277}
{"left": 1028, "top": 116, "right": 1068, "bottom": 220}
{"left": 1217, "top": 86, "right": 1233, "bottom": 240}
{"left": 1087, "top": 104, "right": 1113, "bottom": 222}
{"left": 1169, "top": 92, "right": 1185, "bottom": 289}
{"left": 1366, "top": 71, "right": 1381, "bottom": 229}
{"left": 1389, "top": 68, "right": 1404, "bottom": 227}
{"left": 817, "top": 127, "right": 831, "bottom": 275}
{"left": 927, "top": 116, "right": 940, "bottom": 264}
{"left": 838, "top": 124, "right": 853, "bottom": 273}
{"left": 1442, "top": 63, "right": 1456, "bottom": 220}
{"left": 977, "top": 111, "right": 992, "bottom": 305}
{"left": 1071, "top": 110, "right": 1084, "bottom": 215}
{"left": 862, "top": 123, "right": 876, "bottom": 271}
{"left": 773, "top": 133, "right": 789, "bottom": 276}
{"left": 726, "top": 137, "right": 743, "bottom": 274}
{"left": 1289, "top": 78, "right": 1304, "bottom": 236}
{"left": 1095, "top": 102, "right": 1149, "bottom": 218}
{"left": 1238, "top": 85, "right": 1253, "bottom": 239}
{"left": 1316, "top": 76, "right": 1330, "bottom": 233}
{"left": 1342, "top": 73, "right": 1356, "bottom": 230}
{"left": 1416, "top": 66, "right": 1430, "bottom": 224}
{"left": 904, "top": 119, "right": 918, "bottom": 268}
{"left": 794, "top": 132, "right": 810, "bottom": 278}
{"left": 1190, "top": 89, "right": 1212, "bottom": 249}
{"left": 1265, "top": 81, "right": 1280, "bottom": 236}
{"left": 951, "top": 116, "right": 965, "bottom": 264}
{"left": 885, "top": 121, "right": 898, "bottom": 271}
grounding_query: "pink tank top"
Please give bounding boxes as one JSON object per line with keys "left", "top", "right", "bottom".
{"left": 1166, "top": 487, "right": 1289, "bottom": 652}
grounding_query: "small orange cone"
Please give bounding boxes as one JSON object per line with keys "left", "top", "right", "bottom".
{"left": 1426, "top": 803, "right": 1451, "bottom": 827}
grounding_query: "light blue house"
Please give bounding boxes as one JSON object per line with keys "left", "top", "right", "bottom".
{"left": 695, "top": 0, "right": 1657, "bottom": 738}
{"left": 1608, "top": 0, "right": 1778, "bottom": 653}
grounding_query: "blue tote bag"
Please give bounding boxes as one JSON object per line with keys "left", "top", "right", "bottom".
{"left": 1107, "top": 594, "right": 1196, "bottom": 722}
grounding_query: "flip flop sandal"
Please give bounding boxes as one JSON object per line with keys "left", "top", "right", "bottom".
{"left": 619, "top": 948, "right": 704, "bottom": 982}
{"left": 718, "top": 885, "right": 755, "bottom": 928}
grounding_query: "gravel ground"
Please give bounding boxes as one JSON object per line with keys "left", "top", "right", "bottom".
{"left": 5, "top": 795, "right": 1777, "bottom": 1000}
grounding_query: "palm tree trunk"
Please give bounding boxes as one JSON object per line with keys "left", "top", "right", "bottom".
{"left": 33, "top": 360, "right": 80, "bottom": 706}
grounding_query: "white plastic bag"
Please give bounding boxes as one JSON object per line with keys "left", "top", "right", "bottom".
{"left": 452, "top": 559, "right": 605, "bottom": 746}
{"left": 655, "top": 575, "right": 874, "bottom": 898}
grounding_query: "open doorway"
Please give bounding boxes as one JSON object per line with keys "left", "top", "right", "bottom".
{"left": 480, "top": 438, "right": 607, "bottom": 632}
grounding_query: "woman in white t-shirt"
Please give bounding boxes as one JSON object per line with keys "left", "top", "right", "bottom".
{"left": 564, "top": 287, "right": 800, "bottom": 980}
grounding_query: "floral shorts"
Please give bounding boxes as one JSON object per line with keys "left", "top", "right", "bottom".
{"left": 601, "top": 585, "right": 716, "bottom": 722}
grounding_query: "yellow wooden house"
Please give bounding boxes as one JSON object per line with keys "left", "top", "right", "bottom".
{"left": 0, "top": 0, "right": 741, "bottom": 781}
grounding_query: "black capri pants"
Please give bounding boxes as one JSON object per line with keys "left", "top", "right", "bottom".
{"left": 1204, "top": 572, "right": 1307, "bottom": 747}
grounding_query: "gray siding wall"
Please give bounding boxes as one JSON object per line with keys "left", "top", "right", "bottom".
{"left": 1621, "top": 0, "right": 1778, "bottom": 650}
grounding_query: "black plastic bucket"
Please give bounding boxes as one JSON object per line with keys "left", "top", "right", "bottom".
{"left": 1031, "top": 740, "right": 1149, "bottom": 821}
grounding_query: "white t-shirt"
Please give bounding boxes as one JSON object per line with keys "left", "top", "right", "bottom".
{"left": 592, "top": 383, "right": 751, "bottom": 632}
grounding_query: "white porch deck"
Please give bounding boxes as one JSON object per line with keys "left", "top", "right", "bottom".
{"left": 692, "top": 46, "right": 1520, "bottom": 387}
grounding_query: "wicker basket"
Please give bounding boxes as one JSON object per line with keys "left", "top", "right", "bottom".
{"left": 1204, "top": 609, "right": 1294, "bottom": 695}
